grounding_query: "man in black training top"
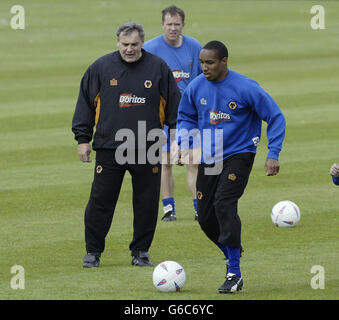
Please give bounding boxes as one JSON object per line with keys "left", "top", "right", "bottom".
{"left": 72, "top": 22, "right": 181, "bottom": 268}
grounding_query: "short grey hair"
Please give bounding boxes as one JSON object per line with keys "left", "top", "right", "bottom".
{"left": 116, "top": 22, "right": 145, "bottom": 41}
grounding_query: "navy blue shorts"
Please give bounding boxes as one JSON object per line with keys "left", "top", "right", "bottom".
{"left": 196, "top": 152, "right": 255, "bottom": 247}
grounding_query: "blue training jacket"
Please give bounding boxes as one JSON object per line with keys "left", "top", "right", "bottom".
{"left": 143, "top": 35, "right": 202, "bottom": 94}
{"left": 176, "top": 70, "right": 286, "bottom": 164}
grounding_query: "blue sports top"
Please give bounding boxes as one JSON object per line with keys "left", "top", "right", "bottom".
{"left": 143, "top": 35, "right": 202, "bottom": 94}
{"left": 176, "top": 70, "right": 286, "bottom": 164}
{"left": 333, "top": 176, "right": 339, "bottom": 185}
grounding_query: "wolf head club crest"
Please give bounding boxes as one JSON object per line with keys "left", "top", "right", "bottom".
{"left": 228, "top": 101, "right": 237, "bottom": 110}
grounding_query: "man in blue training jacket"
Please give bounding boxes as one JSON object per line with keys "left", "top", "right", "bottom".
{"left": 175, "top": 41, "right": 286, "bottom": 293}
{"left": 143, "top": 5, "right": 202, "bottom": 221}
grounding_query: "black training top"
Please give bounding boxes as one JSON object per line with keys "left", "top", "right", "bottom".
{"left": 72, "top": 49, "right": 181, "bottom": 150}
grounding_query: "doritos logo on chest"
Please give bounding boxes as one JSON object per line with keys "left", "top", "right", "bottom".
{"left": 209, "top": 110, "right": 231, "bottom": 124}
{"left": 172, "top": 70, "right": 190, "bottom": 82}
{"left": 119, "top": 94, "right": 146, "bottom": 108}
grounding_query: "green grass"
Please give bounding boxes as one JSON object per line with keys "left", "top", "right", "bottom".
{"left": 0, "top": 0, "right": 338, "bottom": 300}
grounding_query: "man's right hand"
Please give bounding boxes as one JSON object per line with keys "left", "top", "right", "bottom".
{"left": 170, "top": 141, "right": 184, "bottom": 166}
{"left": 330, "top": 163, "right": 339, "bottom": 178}
{"left": 78, "top": 143, "right": 92, "bottom": 162}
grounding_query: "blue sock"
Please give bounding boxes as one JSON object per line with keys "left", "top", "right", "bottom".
{"left": 193, "top": 199, "right": 197, "bottom": 212}
{"left": 217, "top": 243, "right": 229, "bottom": 261}
{"left": 226, "top": 246, "right": 241, "bottom": 278}
{"left": 162, "top": 197, "right": 175, "bottom": 213}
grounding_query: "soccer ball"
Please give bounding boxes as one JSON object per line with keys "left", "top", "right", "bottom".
{"left": 271, "top": 200, "right": 300, "bottom": 227}
{"left": 152, "top": 261, "right": 186, "bottom": 292}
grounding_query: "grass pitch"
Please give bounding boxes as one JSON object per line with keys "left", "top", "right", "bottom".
{"left": 0, "top": 0, "right": 338, "bottom": 300}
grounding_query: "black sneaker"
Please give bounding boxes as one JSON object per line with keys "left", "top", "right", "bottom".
{"left": 161, "top": 211, "right": 176, "bottom": 221}
{"left": 218, "top": 273, "right": 243, "bottom": 293}
{"left": 131, "top": 251, "right": 153, "bottom": 267}
{"left": 83, "top": 253, "right": 100, "bottom": 268}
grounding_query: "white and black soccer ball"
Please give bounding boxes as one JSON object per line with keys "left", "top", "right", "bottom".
{"left": 271, "top": 200, "right": 301, "bottom": 227}
{"left": 152, "top": 261, "right": 186, "bottom": 292}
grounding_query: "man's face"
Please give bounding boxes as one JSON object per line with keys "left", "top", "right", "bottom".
{"left": 117, "top": 30, "right": 144, "bottom": 63}
{"left": 199, "top": 49, "right": 227, "bottom": 82}
{"left": 162, "top": 13, "right": 184, "bottom": 44}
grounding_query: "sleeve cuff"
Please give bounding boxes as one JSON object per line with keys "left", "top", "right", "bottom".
{"left": 267, "top": 149, "right": 280, "bottom": 160}
{"left": 77, "top": 136, "right": 91, "bottom": 144}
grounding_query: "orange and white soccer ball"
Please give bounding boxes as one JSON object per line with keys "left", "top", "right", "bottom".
{"left": 152, "top": 261, "right": 186, "bottom": 292}
{"left": 271, "top": 200, "right": 301, "bottom": 227}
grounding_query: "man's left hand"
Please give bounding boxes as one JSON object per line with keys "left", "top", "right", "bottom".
{"left": 265, "top": 158, "right": 280, "bottom": 176}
